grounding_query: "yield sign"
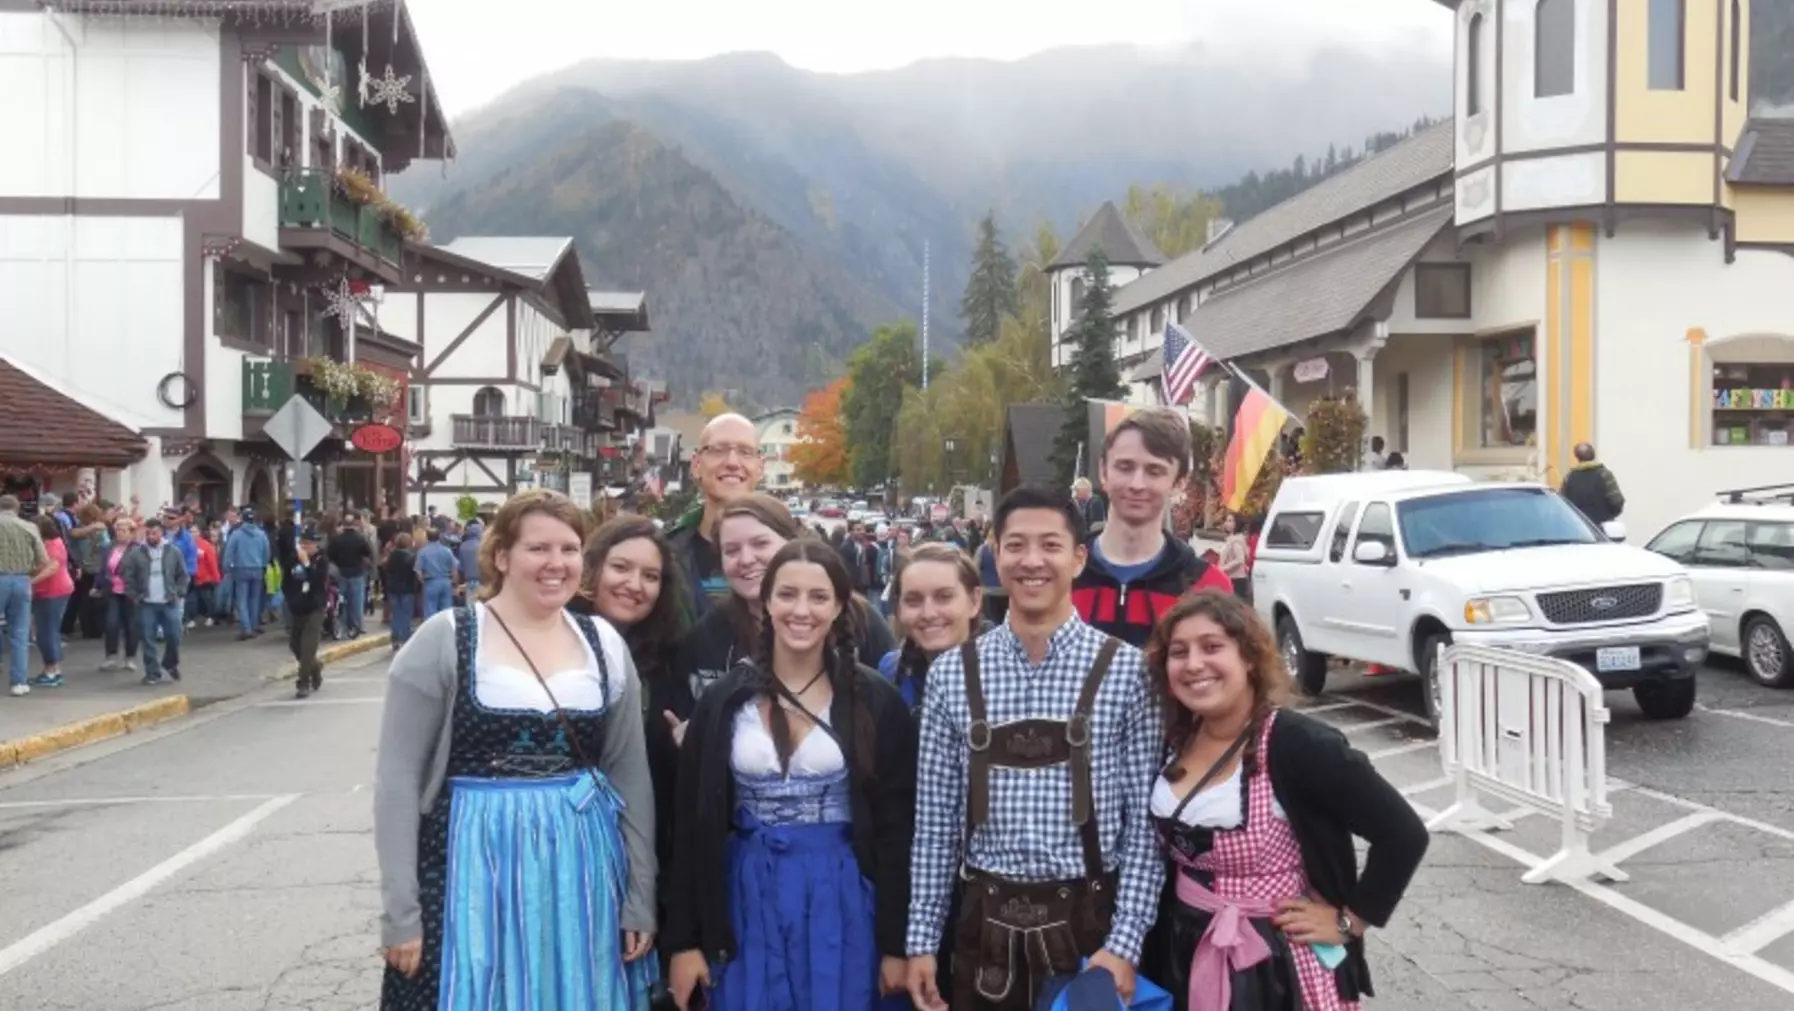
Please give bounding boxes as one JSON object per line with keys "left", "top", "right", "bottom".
{"left": 263, "top": 395, "right": 335, "bottom": 461}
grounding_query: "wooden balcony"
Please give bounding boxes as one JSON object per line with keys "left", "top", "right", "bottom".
{"left": 541, "top": 423, "right": 594, "bottom": 457}
{"left": 278, "top": 169, "right": 406, "bottom": 280}
{"left": 452, "top": 414, "right": 542, "bottom": 451}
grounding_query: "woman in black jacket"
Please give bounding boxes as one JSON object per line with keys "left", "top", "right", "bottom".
{"left": 1144, "top": 591, "right": 1426, "bottom": 1010}
{"left": 567, "top": 515, "right": 691, "bottom": 1009}
{"left": 663, "top": 539, "right": 915, "bottom": 1011}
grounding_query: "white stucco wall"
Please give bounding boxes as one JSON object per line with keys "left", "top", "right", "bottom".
{"left": 1591, "top": 224, "right": 1794, "bottom": 541}
{"left": 0, "top": 214, "right": 184, "bottom": 432}
{"left": 0, "top": 13, "right": 220, "bottom": 200}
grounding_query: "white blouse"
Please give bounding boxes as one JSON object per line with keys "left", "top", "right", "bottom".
{"left": 730, "top": 700, "right": 845, "bottom": 777}
{"left": 1151, "top": 764, "right": 1288, "bottom": 829}
{"left": 469, "top": 603, "right": 630, "bottom": 713}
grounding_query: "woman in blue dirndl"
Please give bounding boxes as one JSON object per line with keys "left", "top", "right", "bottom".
{"left": 374, "top": 491, "right": 659, "bottom": 1010}
{"left": 664, "top": 539, "right": 917, "bottom": 1011}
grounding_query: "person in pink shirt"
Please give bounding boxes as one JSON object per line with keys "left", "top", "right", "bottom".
{"left": 30, "top": 514, "right": 75, "bottom": 687}
{"left": 98, "top": 516, "right": 141, "bottom": 672}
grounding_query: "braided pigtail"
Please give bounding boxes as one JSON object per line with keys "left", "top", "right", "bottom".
{"left": 897, "top": 637, "right": 932, "bottom": 702}
{"left": 835, "top": 612, "right": 878, "bottom": 781}
{"left": 758, "top": 610, "right": 798, "bottom": 774}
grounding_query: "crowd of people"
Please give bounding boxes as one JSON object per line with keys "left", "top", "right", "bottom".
{"left": 370, "top": 409, "right": 1430, "bottom": 1011}
{"left": 0, "top": 488, "right": 491, "bottom": 699}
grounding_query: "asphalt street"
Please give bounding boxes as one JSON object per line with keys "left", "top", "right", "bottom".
{"left": 1, "top": 649, "right": 1792, "bottom": 1010}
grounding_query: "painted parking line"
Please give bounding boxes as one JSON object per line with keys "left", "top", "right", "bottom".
{"left": 0, "top": 793, "right": 299, "bottom": 977}
{"left": 1697, "top": 704, "right": 1794, "bottom": 729}
{"left": 1594, "top": 810, "right": 1726, "bottom": 865}
{"left": 1334, "top": 716, "right": 1409, "bottom": 734}
{"left": 1407, "top": 796, "right": 1794, "bottom": 996}
{"left": 1723, "top": 898, "right": 1794, "bottom": 957}
{"left": 0, "top": 793, "right": 283, "bottom": 810}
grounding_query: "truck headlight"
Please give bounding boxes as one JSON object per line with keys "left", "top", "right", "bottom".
{"left": 1664, "top": 576, "right": 1695, "bottom": 611}
{"left": 1465, "top": 595, "right": 1532, "bottom": 625}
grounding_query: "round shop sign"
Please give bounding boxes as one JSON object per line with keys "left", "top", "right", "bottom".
{"left": 351, "top": 423, "right": 403, "bottom": 454}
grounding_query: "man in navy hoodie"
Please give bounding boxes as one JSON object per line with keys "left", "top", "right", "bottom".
{"left": 1072, "top": 409, "right": 1232, "bottom": 647}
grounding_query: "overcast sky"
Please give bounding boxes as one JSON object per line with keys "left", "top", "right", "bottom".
{"left": 408, "top": 0, "right": 1454, "bottom": 115}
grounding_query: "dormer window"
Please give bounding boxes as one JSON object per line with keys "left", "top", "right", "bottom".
{"left": 1467, "top": 14, "right": 1486, "bottom": 115}
{"left": 1535, "top": 0, "right": 1575, "bottom": 98}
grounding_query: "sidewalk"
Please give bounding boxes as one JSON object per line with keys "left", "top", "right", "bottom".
{"left": 0, "top": 614, "right": 392, "bottom": 767}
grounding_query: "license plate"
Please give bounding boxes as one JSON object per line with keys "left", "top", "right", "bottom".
{"left": 1596, "top": 646, "right": 1642, "bottom": 672}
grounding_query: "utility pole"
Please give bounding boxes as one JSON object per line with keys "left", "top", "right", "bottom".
{"left": 921, "top": 239, "right": 930, "bottom": 390}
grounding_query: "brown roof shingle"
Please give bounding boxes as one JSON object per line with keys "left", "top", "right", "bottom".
{"left": 0, "top": 360, "right": 148, "bottom": 468}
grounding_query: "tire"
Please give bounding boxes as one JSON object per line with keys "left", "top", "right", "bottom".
{"left": 1634, "top": 677, "right": 1697, "bottom": 720}
{"left": 1277, "top": 616, "right": 1329, "bottom": 696}
{"left": 1417, "top": 631, "right": 1453, "bottom": 729}
{"left": 1742, "top": 615, "right": 1794, "bottom": 688}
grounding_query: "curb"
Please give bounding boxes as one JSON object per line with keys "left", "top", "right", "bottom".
{"left": 0, "top": 694, "right": 191, "bottom": 770}
{"left": 270, "top": 632, "right": 393, "bottom": 681}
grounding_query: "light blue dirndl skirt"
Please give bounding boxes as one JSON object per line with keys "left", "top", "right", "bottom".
{"left": 439, "top": 772, "right": 657, "bottom": 1011}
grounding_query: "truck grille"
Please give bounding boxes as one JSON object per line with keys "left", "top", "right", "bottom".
{"left": 1535, "top": 583, "right": 1662, "bottom": 625}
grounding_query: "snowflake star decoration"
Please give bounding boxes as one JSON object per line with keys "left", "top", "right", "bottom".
{"left": 319, "top": 281, "right": 363, "bottom": 324}
{"left": 317, "top": 81, "right": 344, "bottom": 117}
{"left": 365, "top": 64, "right": 415, "bottom": 116}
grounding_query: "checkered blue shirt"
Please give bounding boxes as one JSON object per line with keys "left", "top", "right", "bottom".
{"left": 906, "top": 612, "right": 1165, "bottom": 962}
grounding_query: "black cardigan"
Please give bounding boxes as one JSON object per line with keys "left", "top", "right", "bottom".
{"left": 1262, "top": 709, "right": 1430, "bottom": 1001}
{"left": 661, "top": 660, "right": 918, "bottom": 962}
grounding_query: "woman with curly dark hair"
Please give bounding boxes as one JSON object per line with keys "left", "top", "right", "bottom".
{"left": 1143, "top": 591, "right": 1426, "bottom": 1010}
{"left": 664, "top": 539, "right": 915, "bottom": 1011}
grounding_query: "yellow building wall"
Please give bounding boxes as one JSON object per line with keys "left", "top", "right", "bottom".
{"left": 1733, "top": 189, "right": 1794, "bottom": 245}
{"left": 1615, "top": 150, "right": 1716, "bottom": 204}
{"left": 1614, "top": 0, "right": 1720, "bottom": 145}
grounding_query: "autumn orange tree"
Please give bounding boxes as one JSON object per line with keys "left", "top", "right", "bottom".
{"left": 791, "top": 377, "right": 852, "bottom": 487}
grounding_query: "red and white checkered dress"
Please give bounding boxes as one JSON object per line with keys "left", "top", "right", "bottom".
{"left": 1189, "top": 712, "right": 1356, "bottom": 1011}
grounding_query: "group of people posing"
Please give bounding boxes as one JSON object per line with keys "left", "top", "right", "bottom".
{"left": 372, "top": 409, "right": 1429, "bottom": 1011}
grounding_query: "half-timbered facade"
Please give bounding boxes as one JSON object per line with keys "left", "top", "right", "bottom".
{"left": 0, "top": 0, "right": 452, "bottom": 513}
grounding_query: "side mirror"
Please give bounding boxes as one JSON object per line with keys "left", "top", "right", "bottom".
{"left": 1353, "top": 540, "right": 1393, "bottom": 565}
{"left": 1602, "top": 520, "right": 1628, "bottom": 543}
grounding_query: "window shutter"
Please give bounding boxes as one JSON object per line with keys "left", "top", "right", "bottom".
{"left": 245, "top": 70, "right": 259, "bottom": 158}
{"left": 269, "top": 88, "right": 285, "bottom": 167}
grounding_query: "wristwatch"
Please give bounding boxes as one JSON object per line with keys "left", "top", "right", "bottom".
{"left": 1336, "top": 909, "right": 1355, "bottom": 938}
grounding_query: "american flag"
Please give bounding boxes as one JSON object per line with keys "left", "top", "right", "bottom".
{"left": 1161, "top": 321, "right": 1214, "bottom": 406}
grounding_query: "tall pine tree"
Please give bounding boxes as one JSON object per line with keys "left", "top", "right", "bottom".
{"left": 959, "top": 212, "right": 1019, "bottom": 346}
{"left": 1051, "top": 249, "right": 1126, "bottom": 484}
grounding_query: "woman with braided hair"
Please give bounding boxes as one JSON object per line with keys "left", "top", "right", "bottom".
{"left": 1143, "top": 591, "right": 1427, "bottom": 1010}
{"left": 663, "top": 539, "right": 916, "bottom": 1011}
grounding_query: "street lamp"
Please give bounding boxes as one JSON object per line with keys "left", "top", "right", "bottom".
{"left": 942, "top": 435, "right": 960, "bottom": 488}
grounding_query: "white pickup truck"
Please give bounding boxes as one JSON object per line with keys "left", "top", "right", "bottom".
{"left": 1252, "top": 471, "right": 1710, "bottom": 723}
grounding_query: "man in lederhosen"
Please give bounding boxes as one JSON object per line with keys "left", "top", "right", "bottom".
{"left": 906, "top": 484, "right": 1164, "bottom": 1011}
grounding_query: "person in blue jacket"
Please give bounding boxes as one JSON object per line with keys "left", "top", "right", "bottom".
{"left": 221, "top": 508, "right": 271, "bottom": 639}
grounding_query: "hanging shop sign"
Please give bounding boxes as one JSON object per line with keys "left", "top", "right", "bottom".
{"left": 351, "top": 423, "right": 403, "bottom": 454}
{"left": 1293, "top": 357, "right": 1331, "bottom": 384}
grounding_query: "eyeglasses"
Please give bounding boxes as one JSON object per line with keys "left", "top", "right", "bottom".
{"left": 697, "top": 444, "right": 762, "bottom": 461}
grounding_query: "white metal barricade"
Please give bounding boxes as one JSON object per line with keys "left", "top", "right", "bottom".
{"left": 1426, "top": 643, "right": 1627, "bottom": 885}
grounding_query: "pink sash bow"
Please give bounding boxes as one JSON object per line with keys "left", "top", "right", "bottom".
{"left": 1176, "top": 871, "right": 1277, "bottom": 1011}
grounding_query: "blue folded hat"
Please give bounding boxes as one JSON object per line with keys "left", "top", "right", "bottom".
{"left": 1034, "top": 965, "right": 1174, "bottom": 1011}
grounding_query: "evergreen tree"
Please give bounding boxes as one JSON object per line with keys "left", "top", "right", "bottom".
{"left": 1051, "top": 249, "right": 1125, "bottom": 483}
{"left": 959, "top": 212, "right": 1019, "bottom": 346}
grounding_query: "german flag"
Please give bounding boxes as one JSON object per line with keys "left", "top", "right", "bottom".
{"left": 1221, "top": 376, "right": 1291, "bottom": 512}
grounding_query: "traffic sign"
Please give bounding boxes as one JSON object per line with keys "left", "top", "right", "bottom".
{"left": 263, "top": 395, "right": 334, "bottom": 461}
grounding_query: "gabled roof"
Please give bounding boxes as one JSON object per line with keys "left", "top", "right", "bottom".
{"left": 1112, "top": 120, "right": 1456, "bottom": 317}
{"left": 438, "top": 237, "right": 574, "bottom": 282}
{"left": 421, "top": 237, "right": 596, "bottom": 330}
{"left": 1728, "top": 119, "right": 1794, "bottom": 186}
{"left": 1048, "top": 201, "right": 1167, "bottom": 271}
{"left": 1130, "top": 205, "right": 1453, "bottom": 377}
{"left": 0, "top": 358, "right": 147, "bottom": 468}
{"left": 589, "top": 290, "right": 651, "bottom": 333}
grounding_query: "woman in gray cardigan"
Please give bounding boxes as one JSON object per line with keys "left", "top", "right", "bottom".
{"left": 374, "top": 490, "right": 658, "bottom": 1010}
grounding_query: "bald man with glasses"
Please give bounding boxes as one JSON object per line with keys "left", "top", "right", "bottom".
{"left": 665, "top": 413, "right": 765, "bottom": 618}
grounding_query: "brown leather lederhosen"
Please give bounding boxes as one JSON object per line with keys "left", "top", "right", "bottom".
{"left": 951, "top": 636, "right": 1123, "bottom": 1011}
